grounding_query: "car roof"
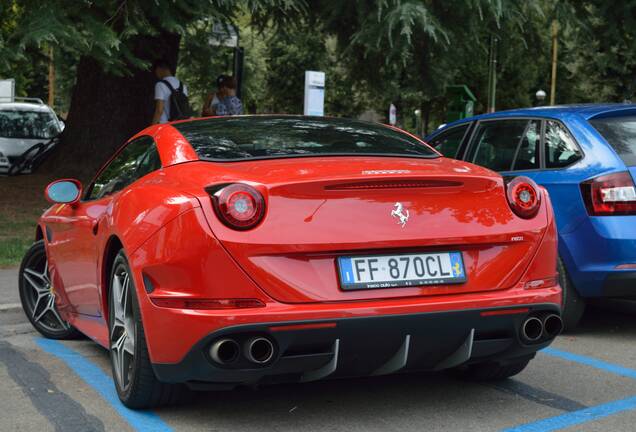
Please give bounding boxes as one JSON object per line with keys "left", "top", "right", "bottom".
{"left": 0, "top": 102, "right": 51, "bottom": 112}
{"left": 435, "top": 103, "right": 636, "bottom": 132}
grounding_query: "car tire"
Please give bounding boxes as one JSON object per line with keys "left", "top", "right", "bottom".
{"left": 558, "top": 257, "right": 585, "bottom": 331}
{"left": 108, "top": 250, "right": 184, "bottom": 409}
{"left": 450, "top": 358, "right": 531, "bottom": 381}
{"left": 19, "top": 240, "right": 81, "bottom": 340}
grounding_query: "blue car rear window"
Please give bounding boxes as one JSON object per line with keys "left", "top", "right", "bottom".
{"left": 590, "top": 116, "right": 636, "bottom": 166}
{"left": 174, "top": 116, "right": 438, "bottom": 161}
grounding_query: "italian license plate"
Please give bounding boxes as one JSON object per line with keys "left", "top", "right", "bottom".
{"left": 337, "top": 251, "right": 466, "bottom": 290}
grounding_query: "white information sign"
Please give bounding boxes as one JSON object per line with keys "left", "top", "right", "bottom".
{"left": 209, "top": 23, "right": 239, "bottom": 48}
{"left": 0, "top": 79, "right": 15, "bottom": 102}
{"left": 304, "top": 71, "right": 325, "bottom": 116}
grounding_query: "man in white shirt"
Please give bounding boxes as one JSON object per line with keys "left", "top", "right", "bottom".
{"left": 151, "top": 59, "right": 188, "bottom": 124}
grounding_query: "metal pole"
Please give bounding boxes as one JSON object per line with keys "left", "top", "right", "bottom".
{"left": 232, "top": 25, "right": 243, "bottom": 100}
{"left": 486, "top": 36, "right": 492, "bottom": 112}
{"left": 233, "top": 47, "right": 244, "bottom": 100}
{"left": 550, "top": 20, "right": 558, "bottom": 105}
{"left": 48, "top": 46, "right": 55, "bottom": 108}
{"left": 487, "top": 35, "right": 497, "bottom": 113}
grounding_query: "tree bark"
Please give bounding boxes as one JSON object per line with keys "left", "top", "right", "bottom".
{"left": 44, "top": 32, "right": 180, "bottom": 181}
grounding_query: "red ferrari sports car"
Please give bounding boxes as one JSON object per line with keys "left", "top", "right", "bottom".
{"left": 19, "top": 116, "right": 562, "bottom": 408}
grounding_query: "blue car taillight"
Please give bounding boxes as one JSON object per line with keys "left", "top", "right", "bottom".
{"left": 581, "top": 171, "right": 636, "bottom": 216}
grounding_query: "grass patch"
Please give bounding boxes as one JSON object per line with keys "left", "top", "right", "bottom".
{"left": 0, "top": 173, "right": 54, "bottom": 267}
{"left": 0, "top": 237, "right": 32, "bottom": 267}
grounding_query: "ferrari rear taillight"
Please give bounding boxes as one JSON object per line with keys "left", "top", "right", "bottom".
{"left": 581, "top": 171, "right": 636, "bottom": 216}
{"left": 208, "top": 183, "right": 265, "bottom": 230}
{"left": 506, "top": 176, "right": 541, "bottom": 219}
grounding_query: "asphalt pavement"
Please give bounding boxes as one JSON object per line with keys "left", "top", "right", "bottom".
{"left": 1, "top": 266, "right": 636, "bottom": 432}
{"left": 0, "top": 267, "right": 19, "bottom": 310}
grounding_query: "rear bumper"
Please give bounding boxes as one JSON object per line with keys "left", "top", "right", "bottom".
{"left": 603, "top": 271, "right": 636, "bottom": 297}
{"left": 561, "top": 215, "right": 636, "bottom": 297}
{"left": 152, "top": 303, "right": 560, "bottom": 388}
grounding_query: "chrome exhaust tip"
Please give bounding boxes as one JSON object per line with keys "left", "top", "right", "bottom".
{"left": 543, "top": 314, "right": 564, "bottom": 338}
{"left": 244, "top": 337, "right": 274, "bottom": 364}
{"left": 209, "top": 338, "right": 240, "bottom": 364}
{"left": 521, "top": 317, "right": 544, "bottom": 343}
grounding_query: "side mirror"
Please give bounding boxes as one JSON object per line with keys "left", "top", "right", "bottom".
{"left": 45, "top": 179, "right": 82, "bottom": 205}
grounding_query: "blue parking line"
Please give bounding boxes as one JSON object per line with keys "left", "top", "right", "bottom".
{"left": 542, "top": 347, "right": 636, "bottom": 380}
{"left": 502, "top": 395, "right": 636, "bottom": 432}
{"left": 502, "top": 347, "right": 636, "bottom": 431}
{"left": 36, "top": 338, "right": 173, "bottom": 432}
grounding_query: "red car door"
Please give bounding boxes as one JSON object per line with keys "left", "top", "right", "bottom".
{"left": 45, "top": 136, "right": 162, "bottom": 318}
{"left": 44, "top": 197, "right": 109, "bottom": 317}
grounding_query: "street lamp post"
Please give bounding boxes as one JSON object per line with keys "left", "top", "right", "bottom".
{"left": 535, "top": 89, "right": 547, "bottom": 106}
{"left": 550, "top": 20, "right": 558, "bottom": 105}
{"left": 486, "top": 35, "right": 498, "bottom": 113}
{"left": 414, "top": 109, "right": 422, "bottom": 137}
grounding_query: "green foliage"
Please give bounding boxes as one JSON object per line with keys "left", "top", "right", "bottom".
{"left": 179, "top": 16, "right": 369, "bottom": 117}
{"left": 178, "top": 19, "right": 233, "bottom": 112}
{"left": 1, "top": 0, "right": 304, "bottom": 114}
{"left": 179, "top": 15, "right": 273, "bottom": 114}
{"left": 1, "top": 0, "right": 303, "bottom": 75}
{"left": 264, "top": 25, "right": 326, "bottom": 113}
{"left": 2, "top": 0, "right": 636, "bottom": 136}
{"left": 559, "top": 1, "right": 636, "bottom": 102}
{"left": 311, "top": 0, "right": 554, "bottom": 127}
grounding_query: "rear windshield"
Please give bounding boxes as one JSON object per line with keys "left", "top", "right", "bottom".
{"left": 590, "top": 115, "right": 636, "bottom": 165}
{"left": 174, "top": 116, "right": 437, "bottom": 161}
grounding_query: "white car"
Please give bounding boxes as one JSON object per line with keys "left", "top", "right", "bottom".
{"left": 0, "top": 98, "right": 64, "bottom": 174}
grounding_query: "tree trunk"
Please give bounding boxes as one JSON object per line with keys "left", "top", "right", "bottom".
{"left": 44, "top": 32, "right": 180, "bottom": 181}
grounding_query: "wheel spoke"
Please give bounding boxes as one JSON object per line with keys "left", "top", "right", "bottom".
{"left": 109, "top": 265, "right": 135, "bottom": 391}
{"left": 49, "top": 304, "right": 70, "bottom": 330}
{"left": 24, "top": 267, "right": 47, "bottom": 283}
{"left": 33, "top": 295, "right": 54, "bottom": 323}
{"left": 118, "top": 345, "right": 128, "bottom": 387}
{"left": 123, "top": 332, "right": 135, "bottom": 355}
{"left": 124, "top": 319, "right": 135, "bottom": 340}
{"left": 31, "top": 291, "right": 48, "bottom": 318}
{"left": 111, "top": 275, "right": 126, "bottom": 327}
{"left": 112, "top": 331, "right": 130, "bottom": 388}
{"left": 43, "top": 258, "right": 51, "bottom": 285}
{"left": 23, "top": 272, "right": 48, "bottom": 295}
{"left": 22, "top": 248, "right": 71, "bottom": 332}
{"left": 121, "top": 274, "right": 129, "bottom": 315}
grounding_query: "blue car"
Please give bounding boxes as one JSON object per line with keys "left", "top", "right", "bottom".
{"left": 426, "top": 104, "right": 636, "bottom": 329}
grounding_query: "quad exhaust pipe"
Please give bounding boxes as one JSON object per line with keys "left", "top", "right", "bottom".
{"left": 210, "top": 336, "right": 275, "bottom": 365}
{"left": 521, "top": 317, "right": 544, "bottom": 343}
{"left": 244, "top": 337, "right": 275, "bottom": 364}
{"left": 209, "top": 338, "right": 240, "bottom": 364}
{"left": 520, "top": 314, "right": 563, "bottom": 344}
{"left": 543, "top": 314, "right": 564, "bottom": 338}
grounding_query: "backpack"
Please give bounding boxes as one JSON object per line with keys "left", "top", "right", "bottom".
{"left": 160, "top": 79, "right": 193, "bottom": 121}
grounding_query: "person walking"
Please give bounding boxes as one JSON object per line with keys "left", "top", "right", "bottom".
{"left": 202, "top": 75, "right": 243, "bottom": 117}
{"left": 151, "top": 59, "right": 192, "bottom": 124}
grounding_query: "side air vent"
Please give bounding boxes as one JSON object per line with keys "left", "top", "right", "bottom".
{"left": 325, "top": 179, "right": 462, "bottom": 191}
